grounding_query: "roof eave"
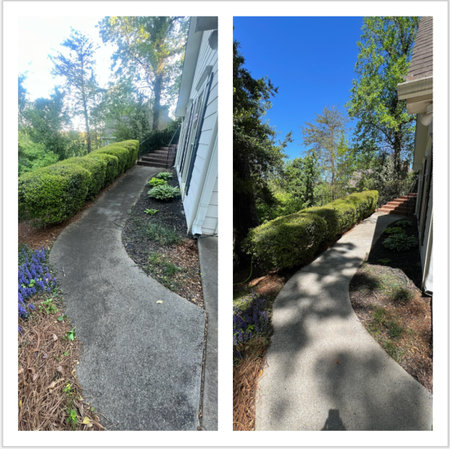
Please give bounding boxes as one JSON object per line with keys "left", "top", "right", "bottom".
{"left": 175, "top": 18, "right": 203, "bottom": 118}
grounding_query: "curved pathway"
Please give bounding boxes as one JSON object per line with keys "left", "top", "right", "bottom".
{"left": 256, "top": 212, "right": 433, "bottom": 431}
{"left": 50, "top": 166, "right": 206, "bottom": 430}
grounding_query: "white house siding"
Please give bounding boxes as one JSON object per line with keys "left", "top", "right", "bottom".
{"left": 176, "top": 28, "right": 218, "bottom": 236}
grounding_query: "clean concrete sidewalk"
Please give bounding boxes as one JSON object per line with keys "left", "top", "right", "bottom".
{"left": 50, "top": 165, "right": 207, "bottom": 431}
{"left": 256, "top": 212, "right": 433, "bottom": 431}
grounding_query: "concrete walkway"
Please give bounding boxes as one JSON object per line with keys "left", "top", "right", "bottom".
{"left": 197, "top": 236, "right": 218, "bottom": 430}
{"left": 256, "top": 212, "right": 433, "bottom": 431}
{"left": 50, "top": 165, "right": 207, "bottom": 430}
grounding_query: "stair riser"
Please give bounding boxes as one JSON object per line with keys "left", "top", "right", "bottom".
{"left": 137, "top": 161, "right": 169, "bottom": 168}
{"left": 142, "top": 156, "right": 170, "bottom": 162}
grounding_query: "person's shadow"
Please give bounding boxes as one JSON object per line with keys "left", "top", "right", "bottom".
{"left": 321, "top": 409, "right": 346, "bottom": 430}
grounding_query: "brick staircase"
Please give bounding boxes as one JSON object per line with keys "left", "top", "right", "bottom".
{"left": 378, "top": 193, "right": 417, "bottom": 215}
{"left": 137, "top": 144, "right": 177, "bottom": 169}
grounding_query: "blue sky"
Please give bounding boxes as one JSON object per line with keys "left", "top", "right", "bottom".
{"left": 234, "top": 16, "right": 365, "bottom": 160}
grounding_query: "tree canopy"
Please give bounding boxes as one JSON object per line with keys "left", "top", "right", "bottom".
{"left": 233, "top": 40, "right": 291, "bottom": 268}
{"left": 98, "top": 16, "right": 188, "bottom": 130}
{"left": 50, "top": 29, "right": 100, "bottom": 152}
{"left": 346, "top": 17, "right": 419, "bottom": 173}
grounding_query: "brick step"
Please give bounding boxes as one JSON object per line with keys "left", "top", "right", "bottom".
{"left": 385, "top": 200, "right": 416, "bottom": 207}
{"left": 378, "top": 208, "right": 410, "bottom": 215}
{"left": 379, "top": 204, "right": 412, "bottom": 211}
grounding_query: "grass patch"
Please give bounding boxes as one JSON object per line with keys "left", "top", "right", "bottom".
{"left": 146, "top": 252, "right": 184, "bottom": 292}
{"left": 390, "top": 287, "right": 414, "bottom": 303}
{"left": 134, "top": 221, "right": 183, "bottom": 245}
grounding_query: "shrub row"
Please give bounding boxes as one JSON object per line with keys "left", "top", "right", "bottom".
{"left": 243, "top": 190, "right": 379, "bottom": 270}
{"left": 19, "top": 140, "right": 139, "bottom": 226}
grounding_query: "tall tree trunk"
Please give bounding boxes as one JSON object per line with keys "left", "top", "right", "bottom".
{"left": 233, "top": 151, "right": 260, "bottom": 270}
{"left": 152, "top": 74, "right": 162, "bottom": 131}
{"left": 83, "top": 103, "right": 91, "bottom": 153}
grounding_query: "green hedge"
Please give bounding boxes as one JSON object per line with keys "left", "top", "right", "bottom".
{"left": 92, "top": 145, "right": 129, "bottom": 174}
{"left": 58, "top": 157, "right": 106, "bottom": 200}
{"left": 19, "top": 140, "right": 139, "bottom": 226}
{"left": 86, "top": 152, "right": 119, "bottom": 185}
{"left": 243, "top": 190, "right": 378, "bottom": 270}
{"left": 19, "top": 164, "right": 90, "bottom": 226}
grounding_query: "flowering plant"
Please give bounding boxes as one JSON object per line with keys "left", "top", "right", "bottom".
{"left": 18, "top": 245, "right": 57, "bottom": 329}
{"left": 233, "top": 292, "right": 270, "bottom": 360}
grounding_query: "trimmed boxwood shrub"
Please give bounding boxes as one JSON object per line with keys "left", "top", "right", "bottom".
{"left": 58, "top": 156, "right": 106, "bottom": 199}
{"left": 18, "top": 163, "right": 90, "bottom": 226}
{"left": 86, "top": 152, "right": 119, "bottom": 186}
{"left": 19, "top": 140, "right": 140, "bottom": 227}
{"left": 244, "top": 190, "right": 378, "bottom": 270}
{"left": 299, "top": 205, "right": 339, "bottom": 246}
{"left": 243, "top": 213, "right": 327, "bottom": 270}
{"left": 93, "top": 144, "right": 129, "bottom": 174}
{"left": 114, "top": 140, "right": 139, "bottom": 169}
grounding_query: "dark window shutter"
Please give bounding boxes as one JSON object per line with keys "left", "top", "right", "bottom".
{"left": 186, "top": 71, "right": 214, "bottom": 196}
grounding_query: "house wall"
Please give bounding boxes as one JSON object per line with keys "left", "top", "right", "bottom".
{"left": 414, "top": 116, "right": 433, "bottom": 292}
{"left": 175, "top": 29, "right": 218, "bottom": 235}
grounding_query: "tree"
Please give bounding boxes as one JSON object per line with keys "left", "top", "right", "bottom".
{"left": 233, "top": 40, "right": 290, "bottom": 268}
{"left": 98, "top": 16, "right": 188, "bottom": 131}
{"left": 300, "top": 105, "right": 350, "bottom": 200}
{"left": 50, "top": 29, "right": 100, "bottom": 152}
{"left": 283, "top": 150, "right": 321, "bottom": 208}
{"left": 25, "top": 89, "right": 71, "bottom": 160}
{"left": 346, "top": 17, "right": 419, "bottom": 174}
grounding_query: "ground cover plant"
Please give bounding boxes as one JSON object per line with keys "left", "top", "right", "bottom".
{"left": 233, "top": 273, "right": 285, "bottom": 431}
{"left": 18, "top": 245, "right": 104, "bottom": 431}
{"left": 350, "top": 216, "right": 432, "bottom": 392}
{"left": 122, "top": 171, "right": 203, "bottom": 307}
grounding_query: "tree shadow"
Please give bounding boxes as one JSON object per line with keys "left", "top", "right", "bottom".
{"left": 256, "top": 213, "right": 432, "bottom": 430}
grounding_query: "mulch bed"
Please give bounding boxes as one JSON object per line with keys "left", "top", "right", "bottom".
{"left": 367, "top": 215, "right": 423, "bottom": 288}
{"left": 19, "top": 293, "right": 105, "bottom": 431}
{"left": 350, "top": 215, "right": 432, "bottom": 392}
{"left": 121, "top": 170, "right": 204, "bottom": 308}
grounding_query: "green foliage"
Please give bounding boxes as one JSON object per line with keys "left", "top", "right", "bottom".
{"left": 59, "top": 156, "right": 106, "bottom": 200}
{"left": 38, "top": 298, "right": 58, "bottom": 315}
{"left": 155, "top": 172, "right": 173, "bottom": 181}
{"left": 98, "top": 16, "right": 188, "bottom": 130}
{"left": 148, "top": 178, "right": 167, "bottom": 188}
{"left": 396, "top": 220, "right": 412, "bottom": 228}
{"left": 282, "top": 150, "right": 321, "bottom": 209}
{"left": 355, "top": 154, "right": 416, "bottom": 206}
{"left": 143, "top": 223, "right": 182, "bottom": 245}
{"left": 301, "top": 106, "right": 352, "bottom": 200}
{"left": 383, "top": 233, "right": 418, "bottom": 252}
{"left": 144, "top": 209, "right": 158, "bottom": 215}
{"left": 256, "top": 190, "right": 306, "bottom": 223}
{"left": 233, "top": 40, "right": 291, "bottom": 267}
{"left": 18, "top": 131, "right": 59, "bottom": 176}
{"left": 18, "top": 163, "right": 90, "bottom": 226}
{"left": 93, "top": 144, "right": 129, "bottom": 174}
{"left": 244, "top": 191, "right": 378, "bottom": 270}
{"left": 390, "top": 287, "right": 414, "bottom": 303}
{"left": 384, "top": 227, "right": 405, "bottom": 235}
{"left": 19, "top": 141, "right": 136, "bottom": 227}
{"left": 86, "top": 152, "right": 119, "bottom": 185}
{"left": 377, "top": 258, "right": 392, "bottom": 265}
{"left": 148, "top": 184, "right": 180, "bottom": 201}
{"left": 50, "top": 29, "right": 100, "bottom": 152}
{"left": 346, "top": 17, "right": 419, "bottom": 172}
